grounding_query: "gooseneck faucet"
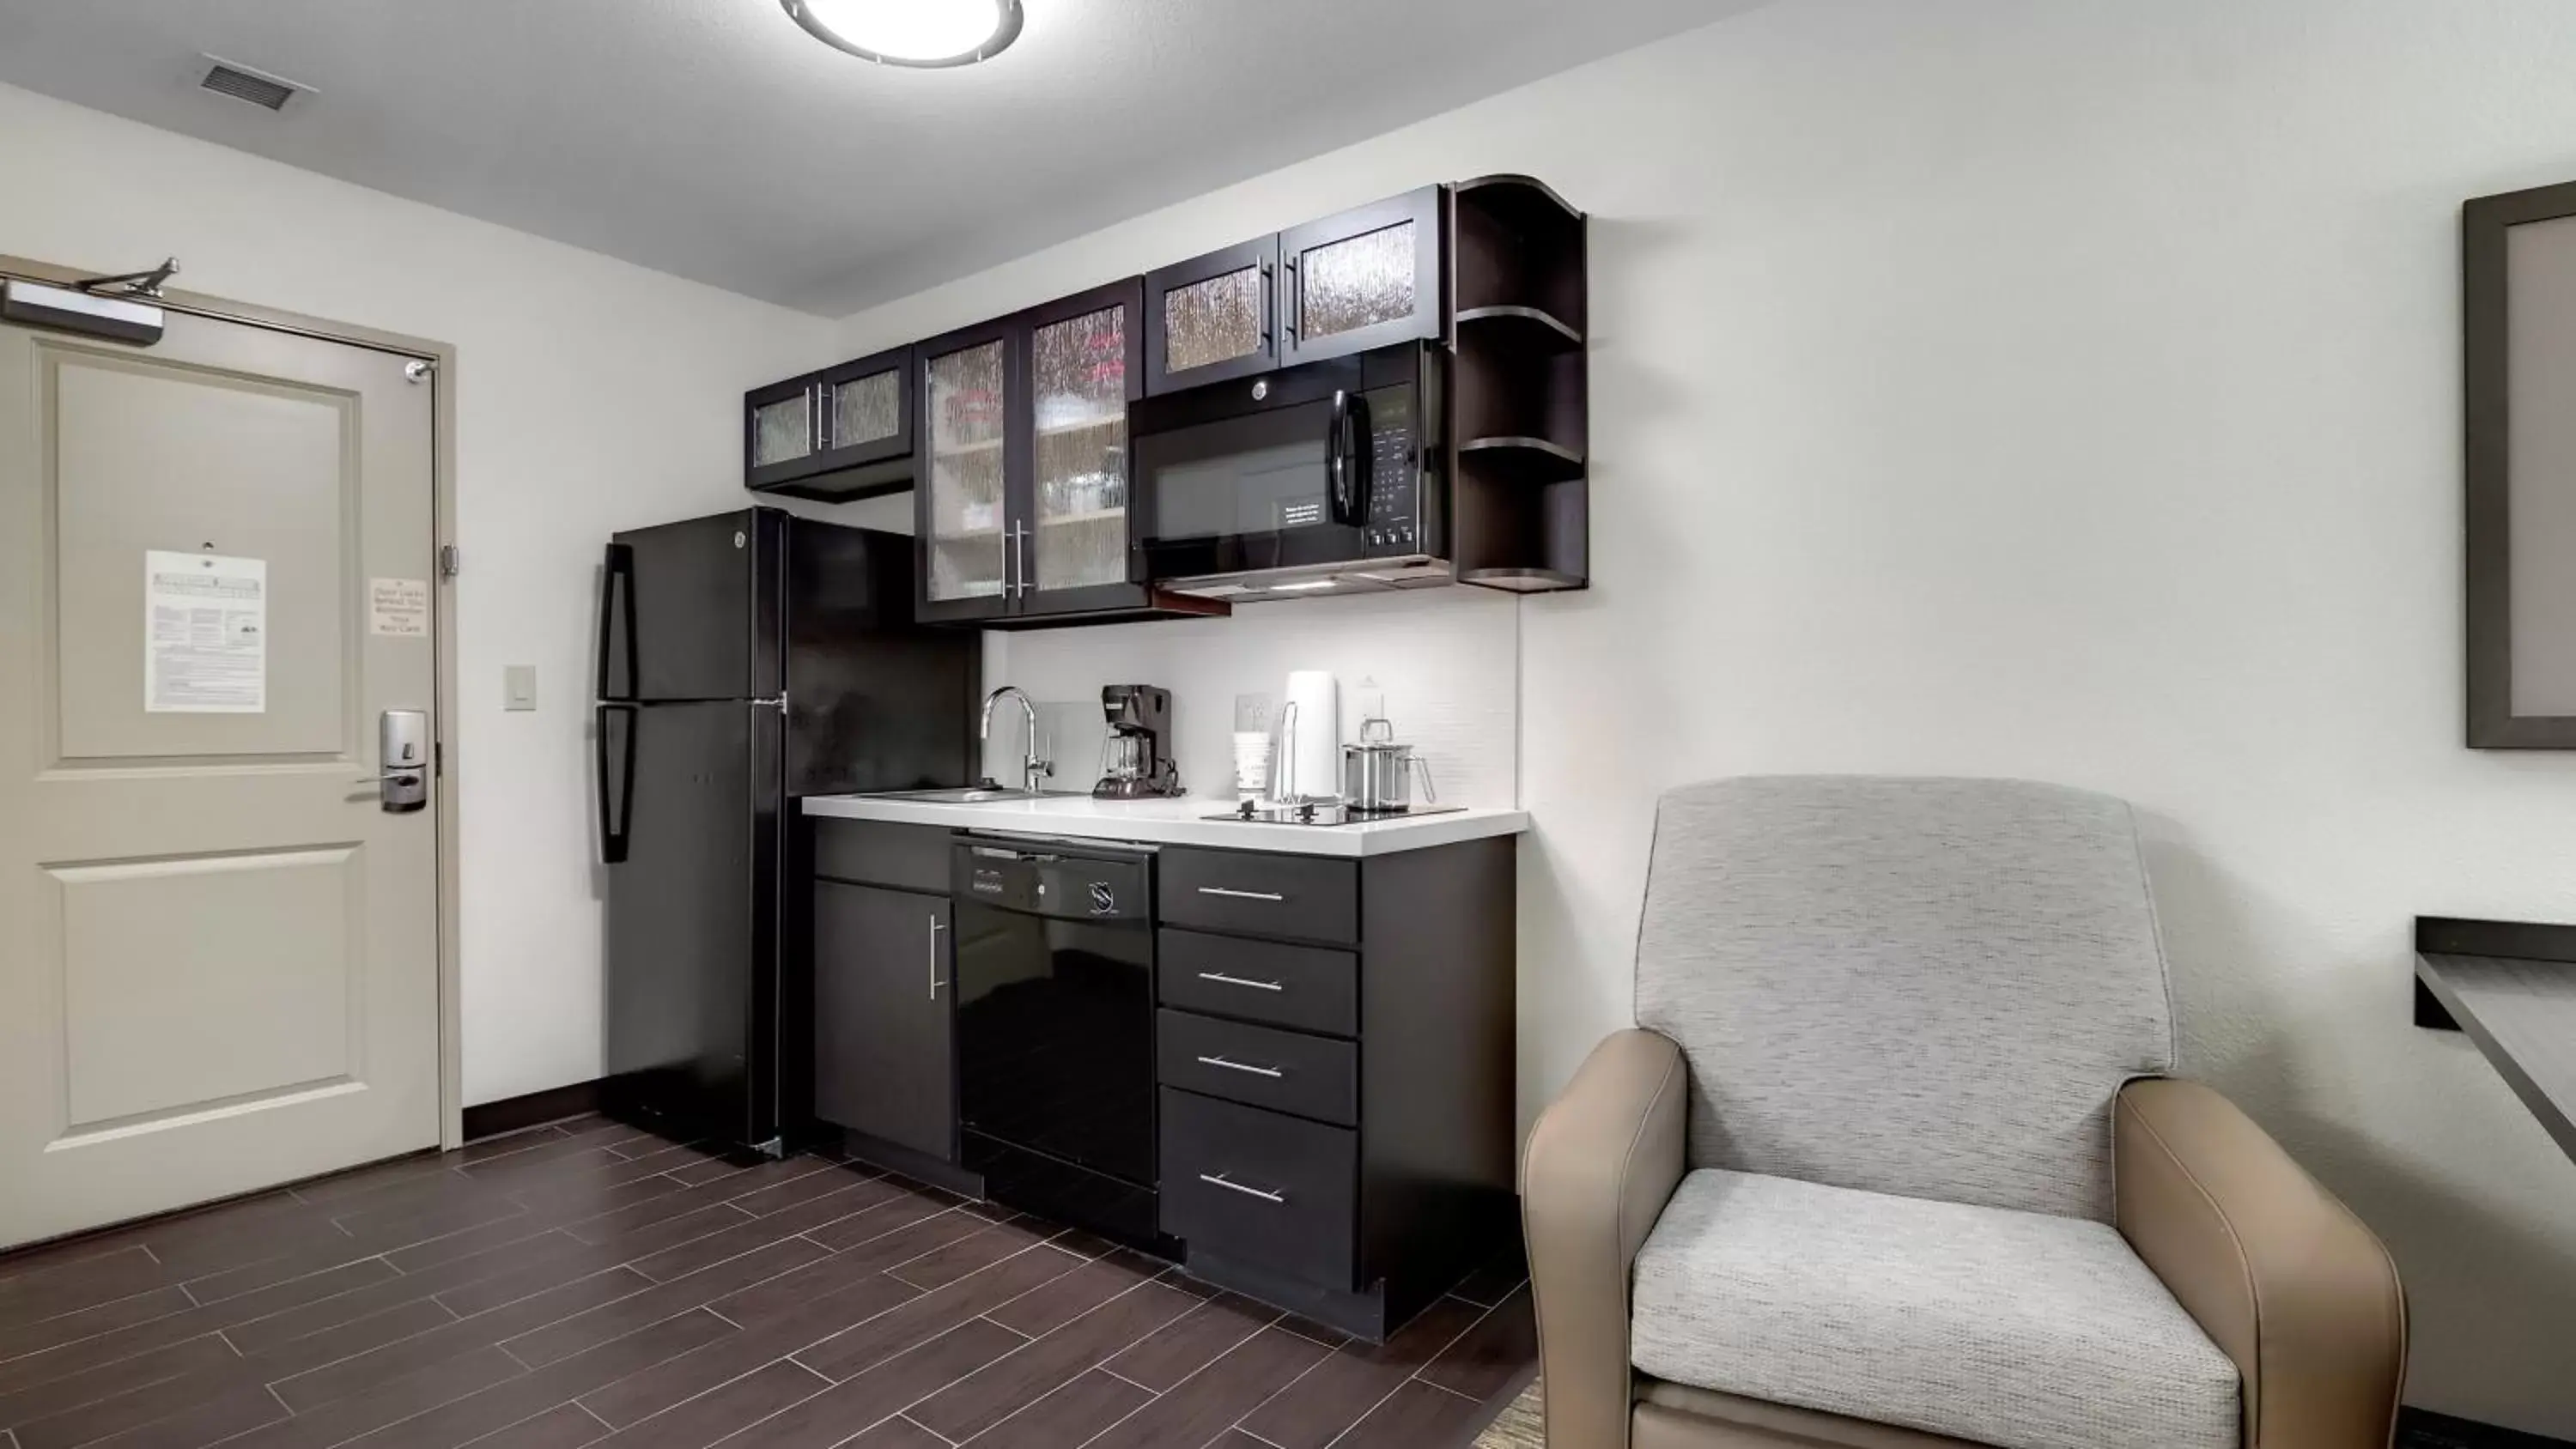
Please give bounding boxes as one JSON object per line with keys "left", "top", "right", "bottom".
{"left": 979, "top": 686, "right": 1053, "bottom": 792}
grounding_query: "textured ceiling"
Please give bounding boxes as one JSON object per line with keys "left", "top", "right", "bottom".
{"left": 0, "top": 0, "right": 1752, "bottom": 316}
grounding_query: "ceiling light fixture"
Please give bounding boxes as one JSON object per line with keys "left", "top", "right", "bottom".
{"left": 781, "top": 0, "right": 1024, "bottom": 67}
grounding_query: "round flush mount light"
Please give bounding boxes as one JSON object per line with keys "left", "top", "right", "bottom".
{"left": 781, "top": 0, "right": 1024, "bottom": 67}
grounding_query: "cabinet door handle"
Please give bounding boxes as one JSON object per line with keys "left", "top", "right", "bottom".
{"left": 1196, "top": 971, "right": 1283, "bottom": 992}
{"left": 1199, "top": 1172, "right": 1285, "bottom": 1204}
{"left": 928, "top": 916, "right": 945, "bottom": 1000}
{"left": 1196, "top": 886, "right": 1285, "bottom": 902}
{"left": 1003, "top": 524, "right": 1017, "bottom": 599}
{"left": 1195, "top": 1054, "right": 1283, "bottom": 1079}
{"left": 1259, "top": 261, "right": 1275, "bottom": 352}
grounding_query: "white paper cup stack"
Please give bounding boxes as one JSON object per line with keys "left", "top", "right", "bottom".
{"left": 1231, "top": 731, "right": 1272, "bottom": 802}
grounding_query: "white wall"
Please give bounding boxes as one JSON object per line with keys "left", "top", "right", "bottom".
{"left": 0, "top": 81, "right": 848, "bottom": 1107}
{"left": 838, "top": 0, "right": 2576, "bottom": 1432}
{"left": 976, "top": 589, "right": 1522, "bottom": 808}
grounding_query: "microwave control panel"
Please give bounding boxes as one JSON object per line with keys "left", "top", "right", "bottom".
{"left": 1366, "top": 423, "right": 1417, "bottom": 551}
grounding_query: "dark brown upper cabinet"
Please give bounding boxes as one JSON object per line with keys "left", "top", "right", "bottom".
{"left": 744, "top": 344, "right": 916, "bottom": 500}
{"left": 1279, "top": 186, "right": 1449, "bottom": 367}
{"left": 1143, "top": 236, "right": 1281, "bottom": 395}
{"left": 1145, "top": 187, "right": 1450, "bottom": 397}
{"left": 915, "top": 279, "right": 1228, "bottom": 629}
{"left": 740, "top": 174, "right": 1583, "bottom": 618}
{"left": 1448, "top": 175, "right": 1589, "bottom": 596}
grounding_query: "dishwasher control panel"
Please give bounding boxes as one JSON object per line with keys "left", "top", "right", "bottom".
{"left": 953, "top": 839, "right": 1151, "bottom": 922}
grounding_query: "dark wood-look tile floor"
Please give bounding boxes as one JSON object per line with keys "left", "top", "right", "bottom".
{"left": 0, "top": 1119, "right": 1534, "bottom": 1449}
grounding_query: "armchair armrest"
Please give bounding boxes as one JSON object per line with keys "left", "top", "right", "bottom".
{"left": 1522, "top": 1028, "right": 1688, "bottom": 1449}
{"left": 2115, "top": 1078, "right": 2406, "bottom": 1449}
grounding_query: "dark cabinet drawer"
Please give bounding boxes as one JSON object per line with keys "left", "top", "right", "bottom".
{"left": 1157, "top": 1009, "right": 1357, "bottom": 1126}
{"left": 1158, "top": 848, "right": 1357, "bottom": 945}
{"left": 1160, "top": 1088, "right": 1356, "bottom": 1288}
{"left": 1157, "top": 930, "right": 1357, "bottom": 1036}
{"left": 814, "top": 820, "right": 951, "bottom": 894}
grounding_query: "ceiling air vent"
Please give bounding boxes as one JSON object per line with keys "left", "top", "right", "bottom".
{"left": 197, "top": 57, "right": 309, "bottom": 112}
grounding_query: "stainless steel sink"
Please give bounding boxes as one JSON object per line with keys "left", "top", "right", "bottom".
{"left": 863, "top": 785, "right": 1080, "bottom": 805}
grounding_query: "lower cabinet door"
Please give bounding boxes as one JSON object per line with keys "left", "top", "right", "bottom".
{"left": 1160, "top": 1088, "right": 1356, "bottom": 1288}
{"left": 814, "top": 882, "right": 954, "bottom": 1161}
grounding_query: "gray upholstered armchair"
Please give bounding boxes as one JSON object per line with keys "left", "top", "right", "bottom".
{"left": 1523, "top": 777, "right": 2405, "bottom": 1449}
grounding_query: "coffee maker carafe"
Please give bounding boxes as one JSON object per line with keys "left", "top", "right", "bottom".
{"left": 1093, "top": 685, "right": 1182, "bottom": 799}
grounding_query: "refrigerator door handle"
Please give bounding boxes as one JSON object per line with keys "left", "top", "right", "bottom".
{"left": 596, "top": 703, "right": 637, "bottom": 864}
{"left": 597, "top": 542, "right": 637, "bottom": 700}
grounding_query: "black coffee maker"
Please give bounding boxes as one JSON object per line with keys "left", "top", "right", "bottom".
{"left": 1093, "top": 684, "right": 1182, "bottom": 799}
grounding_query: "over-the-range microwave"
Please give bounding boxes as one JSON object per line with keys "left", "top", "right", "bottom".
{"left": 1130, "top": 341, "right": 1448, "bottom": 600}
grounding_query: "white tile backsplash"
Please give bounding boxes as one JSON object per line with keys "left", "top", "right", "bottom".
{"left": 981, "top": 587, "right": 1521, "bottom": 808}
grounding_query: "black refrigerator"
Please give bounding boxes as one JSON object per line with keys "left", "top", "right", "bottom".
{"left": 595, "top": 507, "right": 978, "bottom": 1155}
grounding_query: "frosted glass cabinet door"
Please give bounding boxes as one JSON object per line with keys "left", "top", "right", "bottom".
{"left": 1029, "top": 283, "right": 1141, "bottom": 597}
{"left": 754, "top": 393, "right": 813, "bottom": 465}
{"left": 744, "top": 377, "right": 817, "bottom": 490}
{"left": 1279, "top": 185, "right": 1446, "bottom": 367}
{"left": 1144, "top": 237, "right": 1280, "bottom": 394}
{"left": 817, "top": 345, "right": 912, "bottom": 472}
{"left": 920, "top": 336, "right": 1012, "bottom": 610}
{"left": 831, "top": 372, "right": 901, "bottom": 451}
{"left": 1297, "top": 222, "right": 1416, "bottom": 343}
{"left": 1165, "top": 271, "right": 1261, "bottom": 373}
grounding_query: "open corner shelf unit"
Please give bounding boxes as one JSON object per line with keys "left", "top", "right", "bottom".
{"left": 1450, "top": 174, "right": 1589, "bottom": 595}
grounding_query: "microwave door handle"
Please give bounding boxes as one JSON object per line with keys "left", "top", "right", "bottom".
{"left": 1327, "top": 390, "right": 1345, "bottom": 524}
{"left": 1327, "top": 390, "right": 1370, "bottom": 528}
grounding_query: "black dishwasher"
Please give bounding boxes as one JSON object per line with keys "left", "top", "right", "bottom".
{"left": 951, "top": 837, "right": 1169, "bottom": 1251}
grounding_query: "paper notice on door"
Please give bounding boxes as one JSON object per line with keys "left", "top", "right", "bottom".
{"left": 144, "top": 550, "right": 266, "bottom": 713}
{"left": 369, "top": 577, "right": 429, "bottom": 638}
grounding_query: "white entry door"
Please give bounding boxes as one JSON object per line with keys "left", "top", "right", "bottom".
{"left": 0, "top": 298, "right": 442, "bottom": 1249}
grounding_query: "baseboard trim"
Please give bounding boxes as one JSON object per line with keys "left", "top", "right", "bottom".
{"left": 461, "top": 1079, "right": 602, "bottom": 1141}
{"left": 2402, "top": 1407, "right": 2576, "bottom": 1448}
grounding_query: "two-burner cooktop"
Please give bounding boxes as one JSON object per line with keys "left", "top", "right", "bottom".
{"left": 1201, "top": 801, "right": 1466, "bottom": 828}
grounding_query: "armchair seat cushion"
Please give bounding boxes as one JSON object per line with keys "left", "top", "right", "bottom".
{"left": 1631, "top": 1169, "right": 2239, "bottom": 1449}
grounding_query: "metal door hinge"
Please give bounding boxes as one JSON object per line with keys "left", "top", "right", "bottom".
{"left": 439, "top": 544, "right": 460, "bottom": 578}
{"left": 434, "top": 741, "right": 444, "bottom": 778}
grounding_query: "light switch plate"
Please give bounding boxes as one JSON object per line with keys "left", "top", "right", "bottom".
{"left": 503, "top": 664, "right": 537, "bottom": 712}
{"left": 1234, "top": 693, "right": 1275, "bottom": 732}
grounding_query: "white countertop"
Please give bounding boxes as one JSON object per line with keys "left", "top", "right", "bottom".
{"left": 800, "top": 792, "right": 1528, "bottom": 858}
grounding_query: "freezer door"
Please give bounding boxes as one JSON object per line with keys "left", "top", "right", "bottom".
{"left": 781, "top": 520, "right": 981, "bottom": 797}
{"left": 600, "top": 510, "right": 785, "bottom": 702}
{"left": 602, "top": 699, "right": 783, "bottom": 1148}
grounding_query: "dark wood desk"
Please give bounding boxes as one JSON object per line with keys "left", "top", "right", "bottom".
{"left": 2415, "top": 917, "right": 2576, "bottom": 1163}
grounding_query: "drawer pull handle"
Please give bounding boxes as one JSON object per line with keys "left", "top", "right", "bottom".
{"left": 1199, "top": 1172, "right": 1286, "bottom": 1204}
{"left": 1197, "top": 971, "right": 1284, "bottom": 992}
{"left": 1197, "top": 886, "right": 1285, "bottom": 902}
{"left": 1196, "top": 1054, "right": 1284, "bottom": 1079}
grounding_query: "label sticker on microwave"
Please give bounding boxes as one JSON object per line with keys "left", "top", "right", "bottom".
{"left": 1278, "top": 499, "right": 1323, "bottom": 528}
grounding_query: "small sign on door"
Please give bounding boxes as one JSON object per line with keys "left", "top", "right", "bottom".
{"left": 144, "top": 550, "right": 265, "bottom": 713}
{"left": 369, "top": 578, "right": 430, "bottom": 638}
